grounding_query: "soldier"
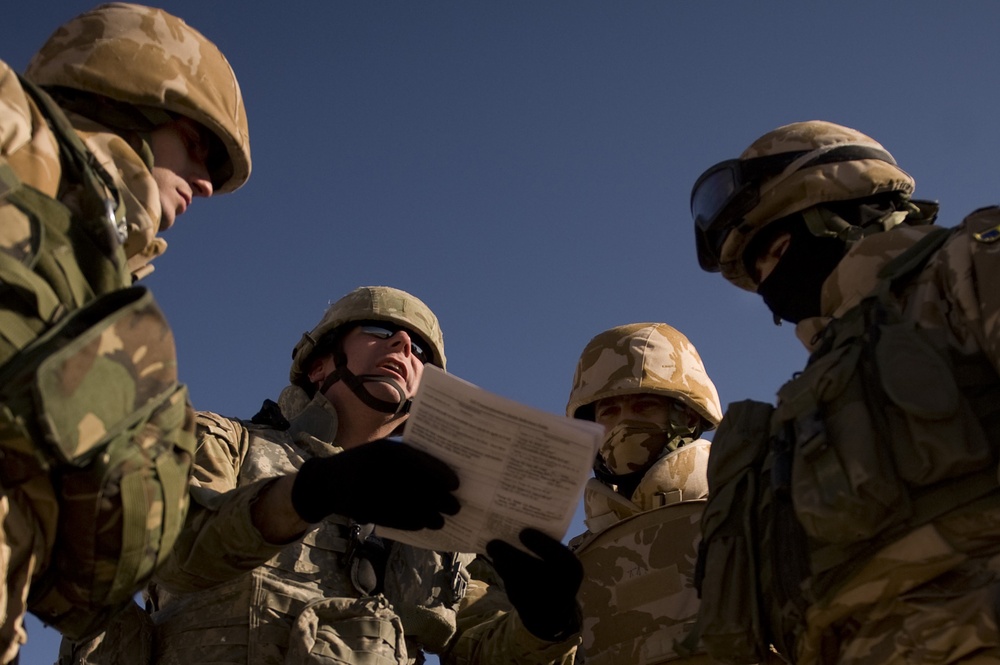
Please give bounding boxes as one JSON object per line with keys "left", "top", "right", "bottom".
{"left": 691, "top": 120, "right": 1000, "bottom": 664}
{"left": 565, "top": 322, "right": 723, "bottom": 664}
{"left": 0, "top": 3, "right": 250, "bottom": 662}
{"left": 62, "top": 286, "right": 582, "bottom": 665}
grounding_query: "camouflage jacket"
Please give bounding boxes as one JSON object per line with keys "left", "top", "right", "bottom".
{"left": 569, "top": 441, "right": 712, "bottom": 665}
{"left": 0, "top": 61, "right": 166, "bottom": 292}
{"left": 789, "top": 209, "right": 1000, "bottom": 664}
{"left": 151, "top": 388, "right": 577, "bottom": 665}
{"left": 0, "top": 59, "right": 169, "bottom": 663}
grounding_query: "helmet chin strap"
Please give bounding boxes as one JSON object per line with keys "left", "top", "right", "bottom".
{"left": 319, "top": 349, "right": 411, "bottom": 415}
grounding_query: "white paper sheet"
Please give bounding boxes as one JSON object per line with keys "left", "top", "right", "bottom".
{"left": 376, "top": 365, "right": 603, "bottom": 553}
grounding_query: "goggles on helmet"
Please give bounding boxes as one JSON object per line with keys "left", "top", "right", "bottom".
{"left": 691, "top": 144, "right": 897, "bottom": 272}
{"left": 357, "top": 323, "right": 431, "bottom": 365}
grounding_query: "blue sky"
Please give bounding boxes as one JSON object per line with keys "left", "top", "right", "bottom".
{"left": 6, "top": 2, "right": 1000, "bottom": 663}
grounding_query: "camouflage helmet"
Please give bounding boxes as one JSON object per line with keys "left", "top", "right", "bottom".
{"left": 566, "top": 323, "right": 722, "bottom": 430}
{"left": 691, "top": 120, "right": 914, "bottom": 291}
{"left": 25, "top": 2, "right": 251, "bottom": 194}
{"left": 290, "top": 286, "right": 446, "bottom": 387}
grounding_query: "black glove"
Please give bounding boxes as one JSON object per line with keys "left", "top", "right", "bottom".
{"left": 291, "top": 439, "right": 460, "bottom": 530}
{"left": 486, "top": 527, "right": 583, "bottom": 642}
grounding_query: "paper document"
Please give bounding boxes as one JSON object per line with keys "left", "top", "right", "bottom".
{"left": 377, "top": 365, "right": 602, "bottom": 554}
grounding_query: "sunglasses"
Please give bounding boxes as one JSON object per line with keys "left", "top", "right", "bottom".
{"left": 357, "top": 323, "right": 431, "bottom": 364}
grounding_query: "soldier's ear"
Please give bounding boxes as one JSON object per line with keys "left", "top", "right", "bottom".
{"left": 307, "top": 354, "right": 334, "bottom": 386}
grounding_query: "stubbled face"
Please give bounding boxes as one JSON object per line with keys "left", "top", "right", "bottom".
{"left": 150, "top": 117, "right": 215, "bottom": 231}
{"left": 594, "top": 394, "right": 678, "bottom": 435}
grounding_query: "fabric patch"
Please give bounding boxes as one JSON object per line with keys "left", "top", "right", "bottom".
{"left": 972, "top": 224, "right": 1000, "bottom": 243}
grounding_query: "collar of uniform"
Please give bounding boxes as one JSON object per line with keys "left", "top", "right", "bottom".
{"left": 583, "top": 477, "right": 641, "bottom": 534}
{"left": 286, "top": 391, "right": 341, "bottom": 458}
{"left": 72, "top": 114, "right": 163, "bottom": 279}
{"left": 631, "top": 440, "right": 711, "bottom": 511}
{"left": 794, "top": 224, "right": 940, "bottom": 352}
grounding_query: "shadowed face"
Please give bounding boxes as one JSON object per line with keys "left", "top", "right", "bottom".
{"left": 594, "top": 394, "right": 681, "bottom": 435}
{"left": 753, "top": 231, "right": 792, "bottom": 284}
{"left": 150, "top": 117, "right": 215, "bottom": 230}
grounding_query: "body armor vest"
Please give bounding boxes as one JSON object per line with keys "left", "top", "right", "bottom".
{"left": 573, "top": 442, "right": 714, "bottom": 664}
{"left": 0, "top": 75, "right": 194, "bottom": 640}
{"left": 152, "top": 414, "right": 471, "bottom": 665}
{"left": 696, "top": 224, "right": 1000, "bottom": 663}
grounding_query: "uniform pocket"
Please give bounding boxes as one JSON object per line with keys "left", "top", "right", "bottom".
{"left": 285, "top": 596, "right": 407, "bottom": 665}
{"left": 876, "top": 323, "right": 992, "bottom": 487}
{"left": 779, "top": 344, "right": 907, "bottom": 545}
{"left": 697, "top": 528, "right": 763, "bottom": 664}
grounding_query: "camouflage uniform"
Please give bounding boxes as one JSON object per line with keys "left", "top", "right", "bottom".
{"left": 0, "top": 3, "right": 249, "bottom": 661}
{"left": 790, "top": 212, "right": 1000, "bottom": 665}
{"left": 564, "top": 323, "right": 723, "bottom": 665}
{"left": 146, "top": 287, "right": 577, "bottom": 665}
{"left": 149, "top": 396, "right": 575, "bottom": 665}
{"left": 691, "top": 121, "right": 1000, "bottom": 664}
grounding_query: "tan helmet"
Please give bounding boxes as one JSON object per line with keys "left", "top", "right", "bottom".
{"left": 290, "top": 286, "right": 446, "bottom": 388}
{"left": 25, "top": 2, "right": 251, "bottom": 194}
{"left": 566, "top": 322, "right": 722, "bottom": 430}
{"left": 691, "top": 120, "right": 915, "bottom": 291}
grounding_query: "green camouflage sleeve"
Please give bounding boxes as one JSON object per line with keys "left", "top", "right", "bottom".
{"left": 440, "top": 558, "right": 579, "bottom": 665}
{"left": 152, "top": 412, "right": 285, "bottom": 594}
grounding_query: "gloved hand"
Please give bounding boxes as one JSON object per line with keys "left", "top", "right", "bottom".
{"left": 486, "top": 528, "right": 583, "bottom": 642}
{"left": 291, "top": 439, "right": 460, "bottom": 530}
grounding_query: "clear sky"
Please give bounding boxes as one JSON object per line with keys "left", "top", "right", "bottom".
{"left": 6, "top": 2, "right": 1000, "bottom": 663}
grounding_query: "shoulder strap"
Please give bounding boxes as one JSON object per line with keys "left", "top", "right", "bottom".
{"left": 877, "top": 227, "right": 954, "bottom": 290}
{"left": 15, "top": 75, "right": 127, "bottom": 247}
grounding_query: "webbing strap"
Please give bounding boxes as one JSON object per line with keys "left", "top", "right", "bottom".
{"left": 155, "top": 450, "right": 187, "bottom": 565}
{"left": 49, "top": 246, "right": 92, "bottom": 311}
{"left": 878, "top": 227, "right": 954, "bottom": 289}
{"left": 0, "top": 308, "right": 41, "bottom": 353}
{"left": 0, "top": 222, "right": 62, "bottom": 325}
{"left": 673, "top": 609, "right": 707, "bottom": 659}
{"left": 327, "top": 616, "right": 399, "bottom": 641}
{"left": 110, "top": 471, "right": 149, "bottom": 601}
{"left": 16, "top": 76, "right": 126, "bottom": 243}
{"left": 810, "top": 466, "right": 1000, "bottom": 576}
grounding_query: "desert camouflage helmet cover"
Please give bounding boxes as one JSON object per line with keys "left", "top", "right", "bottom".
{"left": 290, "top": 286, "right": 446, "bottom": 386}
{"left": 25, "top": 2, "right": 251, "bottom": 193}
{"left": 719, "top": 120, "right": 914, "bottom": 291}
{"left": 567, "top": 322, "right": 722, "bottom": 429}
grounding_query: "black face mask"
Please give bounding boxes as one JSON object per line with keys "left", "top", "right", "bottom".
{"left": 756, "top": 227, "right": 847, "bottom": 324}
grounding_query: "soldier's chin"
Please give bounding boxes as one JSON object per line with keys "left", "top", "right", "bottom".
{"left": 159, "top": 203, "right": 184, "bottom": 231}
{"left": 363, "top": 385, "right": 409, "bottom": 409}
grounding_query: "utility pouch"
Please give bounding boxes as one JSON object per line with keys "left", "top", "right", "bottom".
{"left": 774, "top": 227, "right": 994, "bottom": 548}
{"left": 382, "top": 547, "right": 472, "bottom": 653}
{"left": 0, "top": 286, "right": 195, "bottom": 639}
{"left": 57, "top": 600, "right": 154, "bottom": 665}
{"left": 875, "top": 322, "right": 992, "bottom": 486}
{"left": 758, "top": 429, "right": 810, "bottom": 660}
{"left": 775, "top": 326, "right": 907, "bottom": 545}
{"left": 285, "top": 596, "right": 407, "bottom": 665}
{"left": 696, "top": 399, "right": 775, "bottom": 664}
